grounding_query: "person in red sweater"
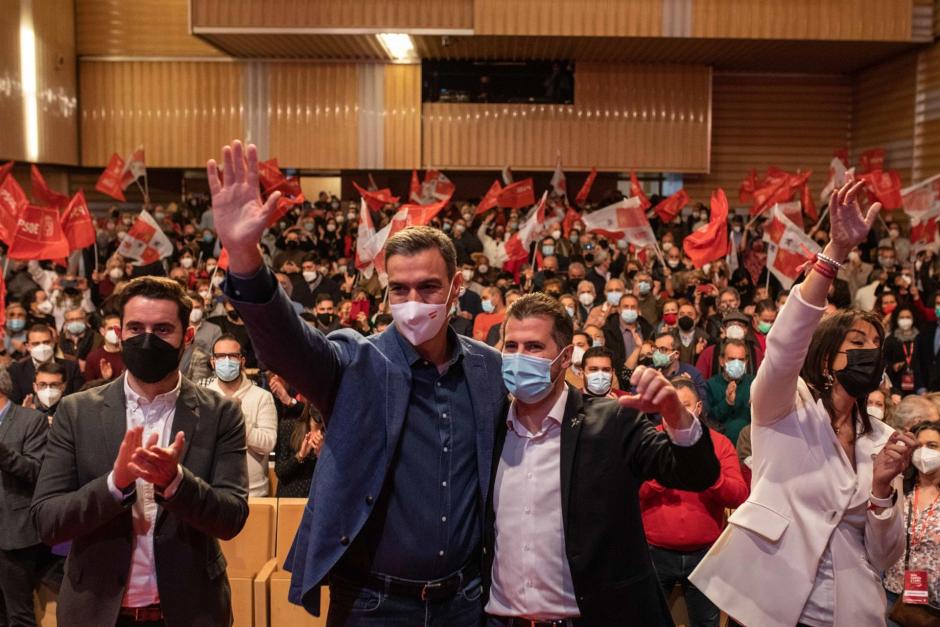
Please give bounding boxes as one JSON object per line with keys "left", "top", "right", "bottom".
{"left": 639, "top": 377, "right": 749, "bottom": 627}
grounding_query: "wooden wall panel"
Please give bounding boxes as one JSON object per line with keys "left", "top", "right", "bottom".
{"left": 473, "top": 0, "right": 662, "bottom": 37}
{"left": 266, "top": 63, "right": 359, "bottom": 169}
{"left": 76, "top": 0, "right": 221, "bottom": 57}
{"left": 383, "top": 64, "right": 421, "bottom": 169}
{"left": 80, "top": 61, "right": 245, "bottom": 168}
{"left": 692, "top": 0, "right": 913, "bottom": 42}
{"left": 914, "top": 43, "right": 940, "bottom": 180}
{"left": 852, "top": 52, "right": 917, "bottom": 184}
{"left": 0, "top": 2, "right": 25, "bottom": 160}
{"left": 684, "top": 74, "right": 852, "bottom": 207}
{"left": 423, "top": 64, "right": 710, "bottom": 172}
{"left": 191, "top": 0, "right": 473, "bottom": 30}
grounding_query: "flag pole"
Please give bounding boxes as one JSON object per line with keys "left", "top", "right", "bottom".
{"left": 134, "top": 178, "right": 149, "bottom": 208}
{"left": 93, "top": 240, "right": 99, "bottom": 273}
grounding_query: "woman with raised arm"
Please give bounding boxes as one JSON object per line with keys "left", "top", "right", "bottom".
{"left": 689, "top": 180, "right": 919, "bottom": 627}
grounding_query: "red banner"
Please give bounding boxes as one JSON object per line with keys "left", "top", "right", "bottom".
{"left": 860, "top": 170, "right": 903, "bottom": 210}
{"left": 0, "top": 161, "right": 13, "bottom": 185}
{"left": 859, "top": 148, "right": 886, "bottom": 174}
{"left": 61, "top": 190, "right": 97, "bottom": 250}
{"left": 0, "top": 176, "right": 27, "bottom": 245}
{"left": 30, "top": 165, "right": 69, "bottom": 209}
{"left": 653, "top": 189, "right": 689, "bottom": 223}
{"left": 497, "top": 178, "right": 536, "bottom": 209}
{"left": 475, "top": 180, "right": 503, "bottom": 216}
{"left": 630, "top": 171, "right": 651, "bottom": 211}
{"left": 8, "top": 204, "right": 71, "bottom": 261}
{"left": 352, "top": 182, "right": 399, "bottom": 211}
{"left": 575, "top": 168, "right": 597, "bottom": 206}
{"left": 95, "top": 153, "right": 128, "bottom": 202}
{"left": 683, "top": 189, "right": 730, "bottom": 268}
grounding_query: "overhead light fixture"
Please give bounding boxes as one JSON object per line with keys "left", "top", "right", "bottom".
{"left": 19, "top": 0, "right": 38, "bottom": 162}
{"left": 376, "top": 33, "right": 417, "bottom": 62}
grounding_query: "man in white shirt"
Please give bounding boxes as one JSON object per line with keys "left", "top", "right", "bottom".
{"left": 202, "top": 334, "right": 277, "bottom": 496}
{"left": 31, "top": 276, "right": 248, "bottom": 627}
{"left": 484, "top": 293, "right": 720, "bottom": 626}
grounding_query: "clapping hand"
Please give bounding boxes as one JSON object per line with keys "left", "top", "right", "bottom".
{"left": 618, "top": 365, "right": 694, "bottom": 430}
{"left": 129, "top": 431, "right": 186, "bottom": 491}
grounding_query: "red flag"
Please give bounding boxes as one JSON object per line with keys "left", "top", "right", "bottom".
{"left": 409, "top": 169, "right": 421, "bottom": 204}
{"left": 630, "top": 171, "right": 651, "bottom": 211}
{"left": 497, "top": 178, "right": 536, "bottom": 209}
{"left": 123, "top": 145, "right": 146, "bottom": 184}
{"left": 504, "top": 192, "right": 549, "bottom": 261}
{"left": 0, "top": 162, "right": 13, "bottom": 185}
{"left": 575, "top": 168, "right": 597, "bottom": 206}
{"left": 96, "top": 153, "right": 128, "bottom": 202}
{"left": 0, "top": 175, "right": 27, "bottom": 245}
{"left": 903, "top": 178, "right": 940, "bottom": 245}
{"left": 800, "top": 180, "right": 818, "bottom": 222}
{"left": 8, "top": 204, "right": 71, "bottom": 260}
{"left": 267, "top": 193, "right": 305, "bottom": 228}
{"left": 653, "top": 189, "right": 689, "bottom": 223}
{"left": 352, "top": 182, "right": 399, "bottom": 211}
{"left": 258, "top": 159, "right": 285, "bottom": 194}
{"left": 116, "top": 210, "right": 174, "bottom": 264}
{"left": 417, "top": 169, "right": 455, "bottom": 204}
{"left": 739, "top": 169, "right": 758, "bottom": 204}
{"left": 475, "top": 180, "right": 503, "bottom": 216}
{"left": 750, "top": 177, "right": 794, "bottom": 217}
{"left": 683, "top": 189, "right": 730, "bottom": 268}
{"left": 834, "top": 147, "right": 850, "bottom": 167}
{"left": 551, "top": 155, "right": 567, "bottom": 198}
{"left": 217, "top": 248, "right": 230, "bottom": 271}
{"left": 30, "top": 165, "right": 69, "bottom": 209}
{"left": 562, "top": 203, "right": 581, "bottom": 237}
{"left": 859, "top": 148, "right": 886, "bottom": 174}
{"left": 860, "top": 170, "right": 903, "bottom": 209}
{"left": 581, "top": 197, "right": 655, "bottom": 246}
{"left": 762, "top": 205, "right": 820, "bottom": 289}
{"left": 61, "top": 190, "right": 96, "bottom": 251}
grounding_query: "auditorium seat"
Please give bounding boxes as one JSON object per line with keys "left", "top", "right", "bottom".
{"left": 220, "top": 497, "right": 277, "bottom": 627}
{"left": 254, "top": 498, "right": 329, "bottom": 627}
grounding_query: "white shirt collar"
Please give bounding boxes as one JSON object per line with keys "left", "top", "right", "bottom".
{"left": 507, "top": 385, "right": 569, "bottom": 438}
{"left": 124, "top": 372, "right": 182, "bottom": 409}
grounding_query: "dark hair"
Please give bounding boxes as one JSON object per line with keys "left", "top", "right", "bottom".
{"left": 36, "top": 360, "right": 65, "bottom": 380}
{"left": 315, "top": 293, "right": 335, "bottom": 306}
{"left": 212, "top": 333, "right": 243, "bottom": 355}
{"left": 504, "top": 292, "right": 574, "bottom": 351}
{"left": 654, "top": 331, "right": 676, "bottom": 348}
{"left": 290, "top": 402, "right": 324, "bottom": 454}
{"left": 721, "top": 338, "right": 747, "bottom": 358}
{"left": 754, "top": 299, "right": 777, "bottom": 317}
{"left": 572, "top": 330, "right": 591, "bottom": 345}
{"left": 118, "top": 276, "right": 193, "bottom": 332}
{"left": 801, "top": 308, "right": 885, "bottom": 436}
{"left": 890, "top": 305, "right": 918, "bottom": 332}
{"left": 903, "top": 420, "right": 940, "bottom": 493}
{"left": 374, "top": 313, "right": 394, "bottom": 328}
{"left": 582, "top": 346, "right": 613, "bottom": 367}
{"left": 671, "top": 376, "right": 700, "bottom": 401}
{"left": 719, "top": 287, "right": 741, "bottom": 303}
{"left": 384, "top": 226, "right": 457, "bottom": 279}
{"left": 27, "top": 323, "right": 53, "bottom": 340}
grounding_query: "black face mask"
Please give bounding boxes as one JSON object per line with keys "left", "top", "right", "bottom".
{"left": 122, "top": 333, "right": 182, "bottom": 384}
{"left": 678, "top": 315, "right": 695, "bottom": 332}
{"left": 834, "top": 348, "right": 884, "bottom": 398}
{"left": 317, "top": 313, "right": 336, "bottom": 326}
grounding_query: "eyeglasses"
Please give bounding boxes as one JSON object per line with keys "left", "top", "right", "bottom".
{"left": 212, "top": 353, "right": 242, "bottom": 360}
{"left": 35, "top": 382, "right": 63, "bottom": 390}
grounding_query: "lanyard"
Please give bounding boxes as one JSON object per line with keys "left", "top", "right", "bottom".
{"left": 902, "top": 341, "right": 915, "bottom": 368}
{"left": 911, "top": 487, "right": 940, "bottom": 551}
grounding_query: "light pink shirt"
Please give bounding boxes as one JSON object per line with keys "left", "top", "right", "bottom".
{"left": 107, "top": 374, "right": 184, "bottom": 608}
{"left": 486, "top": 387, "right": 702, "bottom": 619}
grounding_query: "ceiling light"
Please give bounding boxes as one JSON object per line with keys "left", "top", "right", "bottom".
{"left": 376, "top": 33, "right": 417, "bottom": 62}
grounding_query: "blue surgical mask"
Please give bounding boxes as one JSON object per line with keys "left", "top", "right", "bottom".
{"left": 724, "top": 358, "right": 746, "bottom": 380}
{"left": 652, "top": 351, "right": 672, "bottom": 369}
{"left": 620, "top": 309, "right": 638, "bottom": 324}
{"left": 592, "top": 338, "right": 603, "bottom": 348}
{"left": 7, "top": 318, "right": 25, "bottom": 333}
{"left": 585, "top": 371, "right": 612, "bottom": 396}
{"left": 502, "top": 350, "right": 564, "bottom": 404}
{"left": 569, "top": 234, "right": 579, "bottom": 243}
{"left": 66, "top": 321, "right": 86, "bottom": 336}
{"left": 215, "top": 358, "right": 241, "bottom": 382}
{"left": 542, "top": 245, "right": 555, "bottom": 257}
{"left": 482, "top": 300, "right": 495, "bottom": 314}
{"left": 637, "top": 281, "right": 652, "bottom": 295}
{"left": 203, "top": 232, "right": 214, "bottom": 242}
{"left": 606, "top": 291, "right": 623, "bottom": 307}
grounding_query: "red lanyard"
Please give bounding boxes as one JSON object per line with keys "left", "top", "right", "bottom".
{"left": 911, "top": 486, "right": 940, "bottom": 547}
{"left": 902, "top": 342, "right": 914, "bottom": 368}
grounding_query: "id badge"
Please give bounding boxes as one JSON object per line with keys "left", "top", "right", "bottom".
{"left": 901, "top": 370, "right": 915, "bottom": 392}
{"left": 903, "top": 570, "right": 929, "bottom": 604}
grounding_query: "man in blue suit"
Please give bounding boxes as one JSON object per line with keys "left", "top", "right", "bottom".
{"left": 208, "top": 140, "right": 504, "bottom": 626}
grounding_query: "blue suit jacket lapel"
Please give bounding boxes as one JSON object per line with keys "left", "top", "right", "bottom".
{"left": 463, "top": 348, "right": 495, "bottom": 505}
{"left": 375, "top": 329, "right": 412, "bottom": 470}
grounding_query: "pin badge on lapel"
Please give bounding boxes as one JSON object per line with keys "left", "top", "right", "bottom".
{"left": 570, "top": 412, "right": 585, "bottom": 427}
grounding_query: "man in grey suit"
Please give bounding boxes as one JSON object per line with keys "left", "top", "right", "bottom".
{"left": 31, "top": 276, "right": 249, "bottom": 627}
{"left": 209, "top": 140, "right": 504, "bottom": 626}
{"left": 0, "top": 366, "right": 48, "bottom": 627}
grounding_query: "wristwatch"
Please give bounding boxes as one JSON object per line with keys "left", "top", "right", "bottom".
{"left": 119, "top": 481, "right": 137, "bottom": 507}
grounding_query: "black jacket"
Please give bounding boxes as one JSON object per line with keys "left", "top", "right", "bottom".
{"left": 483, "top": 387, "right": 720, "bottom": 626}
{"left": 9, "top": 356, "right": 84, "bottom": 404}
{"left": 602, "top": 312, "right": 654, "bottom": 388}
{"left": 0, "top": 403, "right": 48, "bottom": 549}
{"left": 915, "top": 323, "right": 940, "bottom": 392}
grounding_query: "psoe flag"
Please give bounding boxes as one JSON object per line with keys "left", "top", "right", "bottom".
{"left": 117, "top": 209, "right": 174, "bottom": 265}
{"left": 581, "top": 197, "right": 654, "bottom": 248}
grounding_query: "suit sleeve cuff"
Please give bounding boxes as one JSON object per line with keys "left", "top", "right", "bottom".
{"left": 157, "top": 465, "right": 184, "bottom": 500}
{"left": 224, "top": 266, "right": 277, "bottom": 303}
{"left": 664, "top": 416, "right": 703, "bottom": 447}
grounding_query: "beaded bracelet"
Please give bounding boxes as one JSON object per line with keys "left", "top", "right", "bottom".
{"left": 812, "top": 260, "right": 837, "bottom": 280}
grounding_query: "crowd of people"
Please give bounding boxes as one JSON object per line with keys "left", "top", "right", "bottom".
{"left": 1, "top": 139, "right": 939, "bottom": 627}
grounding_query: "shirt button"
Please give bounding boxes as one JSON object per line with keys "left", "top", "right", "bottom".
{"left": 365, "top": 495, "right": 374, "bottom": 505}
{"left": 441, "top": 516, "right": 447, "bottom": 522}
{"left": 340, "top": 535, "right": 349, "bottom": 546}
{"left": 443, "top": 446, "right": 449, "bottom": 453}
{"left": 436, "top": 382, "right": 441, "bottom": 387}
{"left": 442, "top": 481, "right": 447, "bottom": 487}
{"left": 438, "top": 550, "right": 444, "bottom": 556}
{"left": 442, "top": 413, "right": 448, "bottom": 419}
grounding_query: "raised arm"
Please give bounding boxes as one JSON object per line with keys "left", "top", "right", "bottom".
{"left": 752, "top": 181, "right": 880, "bottom": 426}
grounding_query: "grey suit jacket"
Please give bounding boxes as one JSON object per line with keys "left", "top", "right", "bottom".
{"left": 0, "top": 402, "right": 48, "bottom": 550}
{"left": 31, "top": 374, "right": 249, "bottom": 627}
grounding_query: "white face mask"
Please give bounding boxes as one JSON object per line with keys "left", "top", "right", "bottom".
{"left": 30, "top": 344, "right": 54, "bottom": 363}
{"left": 390, "top": 279, "right": 455, "bottom": 347}
{"left": 867, "top": 405, "right": 884, "bottom": 421}
{"left": 578, "top": 293, "right": 594, "bottom": 307}
{"left": 37, "top": 300, "right": 53, "bottom": 314}
{"left": 478, "top": 265, "right": 489, "bottom": 274}
{"left": 571, "top": 346, "right": 585, "bottom": 365}
{"left": 898, "top": 318, "right": 914, "bottom": 331}
{"left": 725, "top": 325, "right": 746, "bottom": 340}
{"left": 585, "top": 371, "right": 612, "bottom": 396}
{"left": 912, "top": 447, "right": 940, "bottom": 475}
{"left": 108, "top": 268, "right": 124, "bottom": 281}
{"left": 190, "top": 308, "right": 204, "bottom": 324}
{"left": 37, "top": 387, "right": 62, "bottom": 408}
{"left": 303, "top": 270, "right": 318, "bottom": 282}
{"left": 104, "top": 329, "right": 120, "bottom": 345}
{"left": 461, "top": 269, "right": 474, "bottom": 282}
{"left": 180, "top": 257, "right": 194, "bottom": 269}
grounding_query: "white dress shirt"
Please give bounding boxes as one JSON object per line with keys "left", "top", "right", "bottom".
{"left": 487, "top": 386, "right": 702, "bottom": 619}
{"left": 107, "top": 374, "right": 184, "bottom": 608}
